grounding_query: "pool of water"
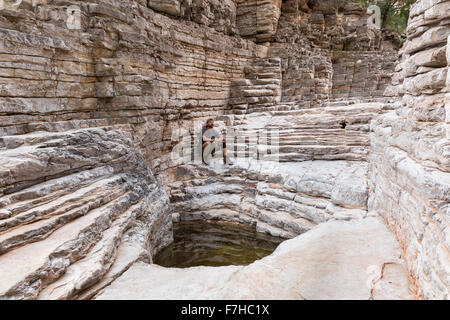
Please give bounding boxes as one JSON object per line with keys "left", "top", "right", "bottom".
{"left": 154, "top": 220, "right": 284, "bottom": 268}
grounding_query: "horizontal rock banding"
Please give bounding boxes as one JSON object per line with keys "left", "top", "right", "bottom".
{"left": 369, "top": 0, "right": 449, "bottom": 299}
{"left": 0, "top": 0, "right": 444, "bottom": 300}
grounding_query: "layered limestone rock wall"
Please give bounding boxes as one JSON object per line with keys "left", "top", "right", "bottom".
{"left": 0, "top": 0, "right": 437, "bottom": 300}
{"left": 331, "top": 51, "right": 396, "bottom": 100}
{"left": 169, "top": 160, "right": 370, "bottom": 239}
{"left": 269, "top": 43, "right": 333, "bottom": 104}
{"left": 369, "top": 0, "right": 450, "bottom": 299}
{"left": 228, "top": 57, "right": 282, "bottom": 114}
{"left": 0, "top": 127, "right": 172, "bottom": 299}
{"left": 235, "top": 0, "right": 283, "bottom": 43}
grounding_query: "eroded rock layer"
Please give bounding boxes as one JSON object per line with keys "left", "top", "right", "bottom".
{"left": 169, "top": 159, "right": 370, "bottom": 239}
{"left": 95, "top": 218, "right": 413, "bottom": 300}
{"left": 0, "top": 0, "right": 444, "bottom": 300}
{"left": 370, "top": 0, "right": 450, "bottom": 299}
{"left": 0, "top": 127, "right": 172, "bottom": 299}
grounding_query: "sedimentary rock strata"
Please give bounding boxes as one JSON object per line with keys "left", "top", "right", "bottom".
{"left": 169, "top": 159, "right": 370, "bottom": 239}
{"left": 0, "top": 0, "right": 447, "bottom": 300}
{"left": 0, "top": 127, "right": 172, "bottom": 299}
{"left": 236, "top": 0, "right": 282, "bottom": 43}
{"left": 369, "top": 0, "right": 450, "bottom": 299}
{"left": 232, "top": 101, "right": 395, "bottom": 161}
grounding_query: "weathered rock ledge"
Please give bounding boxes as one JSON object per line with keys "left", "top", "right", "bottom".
{"left": 370, "top": 0, "right": 449, "bottom": 299}
{"left": 0, "top": 127, "right": 172, "bottom": 300}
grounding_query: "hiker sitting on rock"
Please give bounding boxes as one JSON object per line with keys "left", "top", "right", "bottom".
{"left": 201, "top": 118, "right": 233, "bottom": 165}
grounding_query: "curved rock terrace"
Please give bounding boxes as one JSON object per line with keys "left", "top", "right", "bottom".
{"left": 0, "top": 0, "right": 448, "bottom": 300}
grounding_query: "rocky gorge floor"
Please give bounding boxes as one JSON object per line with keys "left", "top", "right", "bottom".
{"left": 0, "top": 121, "right": 415, "bottom": 300}
{"left": 95, "top": 217, "right": 413, "bottom": 300}
{"left": 91, "top": 138, "right": 415, "bottom": 300}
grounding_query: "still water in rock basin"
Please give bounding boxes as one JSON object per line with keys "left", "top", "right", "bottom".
{"left": 154, "top": 221, "right": 285, "bottom": 268}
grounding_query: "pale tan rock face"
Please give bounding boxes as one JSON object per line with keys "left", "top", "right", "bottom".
{"left": 94, "top": 218, "right": 413, "bottom": 300}
{"left": 0, "top": 0, "right": 276, "bottom": 300}
{"left": 369, "top": 0, "right": 450, "bottom": 300}
{"left": 0, "top": 0, "right": 444, "bottom": 300}
{"left": 235, "top": 0, "right": 283, "bottom": 42}
{"left": 0, "top": 128, "right": 172, "bottom": 299}
{"left": 168, "top": 159, "right": 370, "bottom": 239}
{"left": 148, "top": 0, "right": 238, "bottom": 35}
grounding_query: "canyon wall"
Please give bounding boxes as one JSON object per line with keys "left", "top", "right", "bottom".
{"left": 0, "top": 0, "right": 400, "bottom": 182}
{"left": 369, "top": 0, "right": 450, "bottom": 299}
{"left": 236, "top": 0, "right": 283, "bottom": 42}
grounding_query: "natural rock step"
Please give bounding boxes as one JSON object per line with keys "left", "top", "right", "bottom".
{"left": 255, "top": 220, "right": 295, "bottom": 239}
{"left": 249, "top": 72, "right": 281, "bottom": 79}
{"left": 0, "top": 132, "right": 77, "bottom": 151}
{"left": 276, "top": 152, "right": 367, "bottom": 162}
{"left": 278, "top": 140, "right": 367, "bottom": 147}
{"left": 0, "top": 132, "right": 126, "bottom": 196}
{"left": 231, "top": 151, "right": 367, "bottom": 161}
{"left": 0, "top": 190, "right": 138, "bottom": 299}
{"left": 0, "top": 176, "right": 124, "bottom": 234}
{"left": 256, "top": 208, "right": 316, "bottom": 235}
{"left": 232, "top": 84, "right": 280, "bottom": 91}
{"left": 250, "top": 62, "right": 281, "bottom": 67}
{"left": 244, "top": 66, "right": 281, "bottom": 74}
{"left": 278, "top": 144, "right": 367, "bottom": 152}
{"left": 229, "top": 56, "right": 282, "bottom": 116}
{"left": 168, "top": 160, "right": 370, "bottom": 243}
{"left": 230, "top": 137, "right": 367, "bottom": 150}
{"left": 242, "top": 89, "right": 277, "bottom": 97}
{"left": 246, "top": 105, "right": 284, "bottom": 112}
{"left": 278, "top": 134, "right": 368, "bottom": 141}
{"left": 247, "top": 97, "right": 280, "bottom": 105}
{"left": 0, "top": 167, "right": 114, "bottom": 220}
{"left": 230, "top": 104, "right": 248, "bottom": 110}
{"left": 252, "top": 79, "right": 282, "bottom": 85}
{"left": 236, "top": 127, "right": 368, "bottom": 134}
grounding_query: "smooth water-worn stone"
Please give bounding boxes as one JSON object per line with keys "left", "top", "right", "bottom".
{"left": 0, "top": 0, "right": 444, "bottom": 300}
{"left": 0, "top": 128, "right": 172, "bottom": 300}
{"left": 95, "top": 218, "right": 413, "bottom": 300}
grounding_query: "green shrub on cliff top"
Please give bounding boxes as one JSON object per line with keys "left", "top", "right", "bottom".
{"left": 355, "top": 0, "right": 417, "bottom": 43}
